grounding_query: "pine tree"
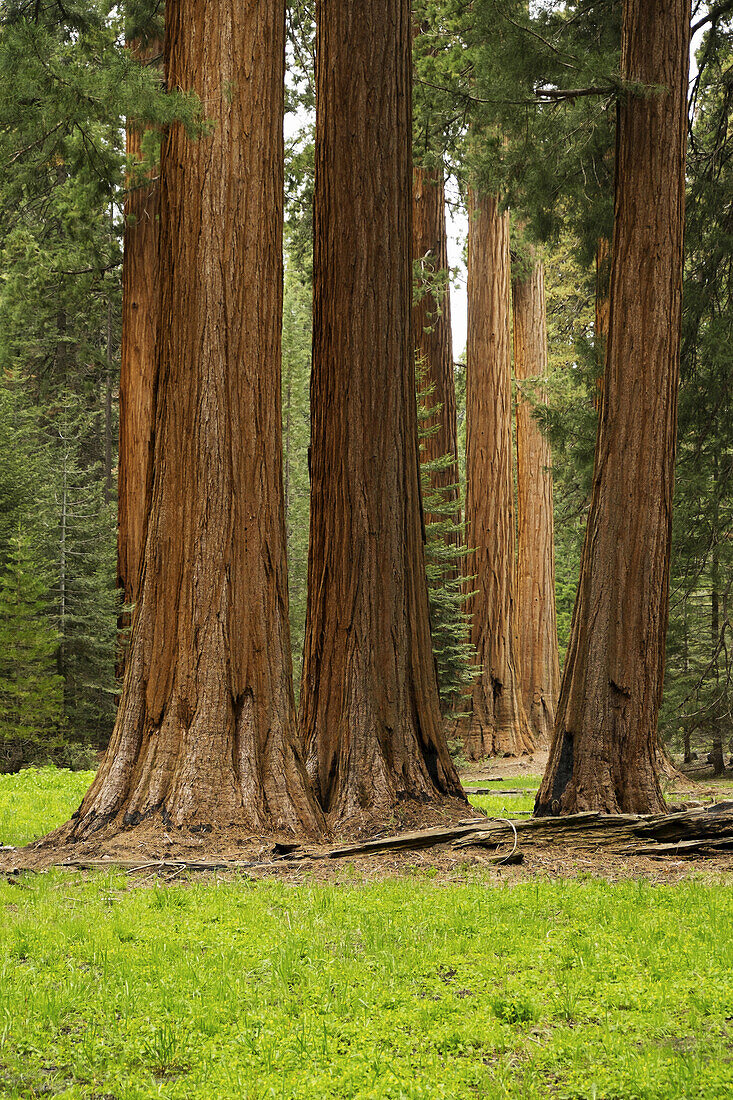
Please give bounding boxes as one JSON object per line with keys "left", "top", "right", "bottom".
{"left": 47, "top": 392, "right": 119, "bottom": 750}
{"left": 0, "top": 527, "right": 63, "bottom": 772}
{"left": 417, "top": 372, "right": 477, "bottom": 716}
{"left": 661, "top": 19, "right": 733, "bottom": 766}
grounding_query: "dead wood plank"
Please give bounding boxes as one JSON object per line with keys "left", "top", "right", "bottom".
{"left": 632, "top": 808, "right": 733, "bottom": 842}
{"left": 327, "top": 823, "right": 487, "bottom": 858}
{"left": 635, "top": 837, "right": 733, "bottom": 856}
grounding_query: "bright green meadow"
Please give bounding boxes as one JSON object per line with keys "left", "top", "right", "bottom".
{"left": 1, "top": 768, "right": 732, "bottom": 1099}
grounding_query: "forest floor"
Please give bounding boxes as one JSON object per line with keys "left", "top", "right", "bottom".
{"left": 3, "top": 761, "right": 733, "bottom": 886}
{"left": 2, "top": 768, "right": 733, "bottom": 1098}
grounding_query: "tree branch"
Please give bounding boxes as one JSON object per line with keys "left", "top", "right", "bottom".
{"left": 499, "top": 13, "right": 580, "bottom": 71}
{"left": 692, "top": 0, "right": 733, "bottom": 35}
{"left": 534, "top": 85, "right": 615, "bottom": 101}
{"left": 54, "top": 260, "right": 122, "bottom": 276}
{"left": 695, "top": 0, "right": 733, "bottom": 34}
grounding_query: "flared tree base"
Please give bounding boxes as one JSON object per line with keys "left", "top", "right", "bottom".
{"left": 535, "top": 728, "right": 667, "bottom": 817}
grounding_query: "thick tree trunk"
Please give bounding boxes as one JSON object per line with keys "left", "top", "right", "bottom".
{"left": 117, "top": 38, "right": 161, "bottom": 627}
{"left": 536, "top": 0, "right": 691, "bottom": 816}
{"left": 461, "top": 190, "right": 534, "bottom": 760}
{"left": 72, "top": 0, "right": 322, "bottom": 837}
{"left": 513, "top": 257, "right": 560, "bottom": 748}
{"left": 299, "top": 0, "right": 464, "bottom": 826}
{"left": 413, "top": 165, "right": 459, "bottom": 538}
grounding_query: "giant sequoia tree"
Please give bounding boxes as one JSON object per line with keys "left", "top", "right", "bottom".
{"left": 299, "top": 0, "right": 463, "bottom": 825}
{"left": 117, "top": 35, "right": 161, "bottom": 626}
{"left": 536, "top": 0, "right": 691, "bottom": 815}
{"left": 462, "top": 189, "right": 534, "bottom": 760}
{"left": 70, "top": 0, "right": 322, "bottom": 836}
{"left": 413, "top": 166, "right": 459, "bottom": 537}
{"left": 513, "top": 255, "right": 560, "bottom": 748}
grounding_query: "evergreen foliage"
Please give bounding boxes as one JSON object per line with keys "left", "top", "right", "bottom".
{"left": 46, "top": 391, "right": 119, "bottom": 751}
{"left": 417, "top": 370, "right": 477, "bottom": 715}
{"left": 0, "top": 526, "right": 63, "bottom": 772}
{"left": 661, "top": 23, "right": 733, "bottom": 763}
{"left": 0, "top": 3, "right": 183, "bottom": 764}
{"left": 282, "top": 264, "right": 312, "bottom": 694}
{"left": 536, "top": 233, "right": 596, "bottom": 656}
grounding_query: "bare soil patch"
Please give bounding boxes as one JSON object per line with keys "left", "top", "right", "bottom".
{"left": 459, "top": 751, "right": 549, "bottom": 783}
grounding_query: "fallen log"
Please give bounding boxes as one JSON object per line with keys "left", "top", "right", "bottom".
{"left": 327, "top": 806, "right": 733, "bottom": 860}
{"left": 451, "top": 812, "right": 642, "bottom": 852}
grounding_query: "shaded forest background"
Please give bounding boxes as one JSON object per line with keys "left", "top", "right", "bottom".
{"left": 0, "top": 0, "right": 730, "bottom": 773}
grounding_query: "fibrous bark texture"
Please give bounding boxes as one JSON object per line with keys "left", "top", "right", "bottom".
{"left": 536, "top": 0, "right": 691, "bottom": 816}
{"left": 118, "top": 37, "right": 161, "bottom": 635}
{"left": 413, "top": 165, "right": 459, "bottom": 537}
{"left": 513, "top": 258, "right": 560, "bottom": 748}
{"left": 462, "top": 190, "right": 534, "bottom": 760}
{"left": 299, "top": 0, "right": 464, "bottom": 826}
{"left": 74, "top": 0, "right": 322, "bottom": 837}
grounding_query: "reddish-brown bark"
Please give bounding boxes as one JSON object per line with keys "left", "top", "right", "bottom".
{"left": 536, "top": 0, "right": 691, "bottom": 816}
{"left": 72, "top": 0, "right": 322, "bottom": 837}
{"left": 117, "top": 38, "right": 161, "bottom": 637}
{"left": 462, "top": 190, "right": 535, "bottom": 760}
{"left": 299, "top": 0, "right": 464, "bottom": 826}
{"left": 513, "top": 257, "right": 560, "bottom": 748}
{"left": 413, "top": 165, "right": 459, "bottom": 536}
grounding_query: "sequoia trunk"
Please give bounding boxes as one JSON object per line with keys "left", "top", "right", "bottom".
{"left": 413, "top": 165, "right": 459, "bottom": 538}
{"left": 536, "top": 0, "right": 691, "bottom": 815}
{"left": 513, "top": 257, "right": 560, "bottom": 747}
{"left": 117, "top": 37, "right": 161, "bottom": 636}
{"left": 462, "top": 190, "right": 534, "bottom": 760}
{"left": 73, "top": 0, "right": 322, "bottom": 836}
{"left": 299, "top": 0, "right": 464, "bottom": 826}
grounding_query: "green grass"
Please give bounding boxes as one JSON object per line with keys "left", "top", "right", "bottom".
{"left": 2, "top": 768, "right": 733, "bottom": 1098}
{"left": 468, "top": 775, "right": 540, "bottom": 817}
{"left": 0, "top": 767, "right": 94, "bottom": 847}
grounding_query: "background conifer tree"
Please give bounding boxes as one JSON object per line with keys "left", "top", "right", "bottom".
{"left": 0, "top": 527, "right": 63, "bottom": 772}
